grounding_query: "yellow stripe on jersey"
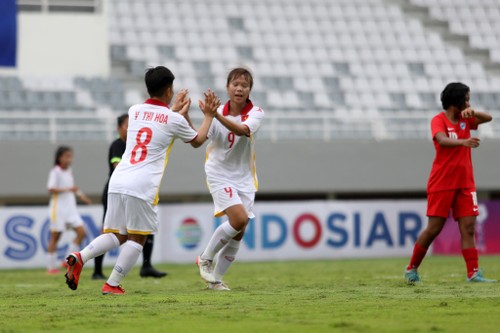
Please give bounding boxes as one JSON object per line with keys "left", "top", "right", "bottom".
{"left": 127, "top": 229, "right": 153, "bottom": 235}
{"left": 250, "top": 134, "right": 259, "bottom": 191}
{"left": 205, "top": 145, "right": 214, "bottom": 191}
{"left": 153, "top": 139, "right": 176, "bottom": 205}
{"left": 51, "top": 193, "right": 58, "bottom": 223}
{"left": 205, "top": 144, "right": 213, "bottom": 162}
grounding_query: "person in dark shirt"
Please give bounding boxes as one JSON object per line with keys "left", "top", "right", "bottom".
{"left": 92, "top": 113, "right": 167, "bottom": 279}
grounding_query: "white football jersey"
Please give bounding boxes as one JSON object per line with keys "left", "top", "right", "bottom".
{"left": 109, "top": 99, "right": 198, "bottom": 204}
{"left": 47, "top": 166, "right": 78, "bottom": 220}
{"left": 205, "top": 100, "right": 265, "bottom": 193}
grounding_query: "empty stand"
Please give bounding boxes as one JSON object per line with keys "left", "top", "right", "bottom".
{"left": 2, "top": 0, "right": 500, "bottom": 140}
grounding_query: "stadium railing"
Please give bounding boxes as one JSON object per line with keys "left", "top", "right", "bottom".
{"left": 2, "top": 111, "right": 498, "bottom": 142}
{"left": 17, "top": 0, "right": 102, "bottom": 13}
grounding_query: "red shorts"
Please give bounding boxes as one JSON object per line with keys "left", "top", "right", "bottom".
{"left": 427, "top": 188, "right": 478, "bottom": 220}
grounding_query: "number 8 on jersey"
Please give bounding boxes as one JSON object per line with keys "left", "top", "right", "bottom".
{"left": 130, "top": 127, "right": 152, "bottom": 165}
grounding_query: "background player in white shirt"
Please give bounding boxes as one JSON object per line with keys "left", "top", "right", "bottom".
{"left": 47, "top": 146, "right": 92, "bottom": 274}
{"left": 64, "top": 66, "right": 220, "bottom": 295}
{"left": 197, "top": 68, "right": 265, "bottom": 290}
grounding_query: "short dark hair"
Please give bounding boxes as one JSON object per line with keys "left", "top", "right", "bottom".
{"left": 117, "top": 113, "right": 128, "bottom": 127}
{"left": 145, "top": 66, "right": 175, "bottom": 98}
{"left": 441, "top": 82, "right": 470, "bottom": 110}
{"left": 226, "top": 67, "right": 253, "bottom": 90}
{"left": 54, "top": 146, "right": 72, "bottom": 166}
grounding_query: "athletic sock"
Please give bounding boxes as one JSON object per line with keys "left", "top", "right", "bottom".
{"left": 107, "top": 240, "right": 143, "bottom": 287}
{"left": 80, "top": 233, "right": 120, "bottom": 264}
{"left": 201, "top": 221, "right": 240, "bottom": 261}
{"left": 214, "top": 239, "right": 240, "bottom": 282}
{"left": 407, "top": 243, "right": 428, "bottom": 270}
{"left": 462, "top": 248, "right": 479, "bottom": 278}
{"left": 142, "top": 234, "right": 154, "bottom": 268}
{"left": 47, "top": 252, "right": 58, "bottom": 270}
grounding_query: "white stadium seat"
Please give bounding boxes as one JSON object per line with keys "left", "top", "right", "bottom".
{"left": 3, "top": 0, "right": 500, "bottom": 141}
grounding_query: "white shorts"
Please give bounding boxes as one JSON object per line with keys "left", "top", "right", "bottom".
{"left": 49, "top": 211, "right": 84, "bottom": 233}
{"left": 104, "top": 193, "right": 158, "bottom": 235}
{"left": 212, "top": 187, "right": 255, "bottom": 219}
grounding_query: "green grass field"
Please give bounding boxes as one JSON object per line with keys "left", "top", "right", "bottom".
{"left": 0, "top": 256, "right": 499, "bottom": 333}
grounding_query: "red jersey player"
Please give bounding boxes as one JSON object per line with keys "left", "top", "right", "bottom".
{"left": 405, "top": 82, "right": 495, "bottom": 284}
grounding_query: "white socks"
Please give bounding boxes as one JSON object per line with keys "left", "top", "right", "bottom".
{"left": 47, "top": 252, "right": 57, "bottom": 270}
{"left": 214, "top": 239, "right": 240, "bottom": 282}
{"left": 107, "top": 240, "right": 143, "bottom": 287}
{"left": 80, "top": 233, "right": 120, "bottom": 264}
{"left": 201, "top": 221, "right": 239, "bottom": 261}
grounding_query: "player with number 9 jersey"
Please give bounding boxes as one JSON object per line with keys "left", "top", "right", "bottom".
{"left": 205, "top": 97, "right": 264, "bottom": 196}
{"left": 197, "top": 68, "right": 264, "bottom": 291}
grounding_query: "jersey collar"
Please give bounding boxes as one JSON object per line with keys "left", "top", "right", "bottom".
{"left": 145, "top": 98, "right": 169, "bottom": 108}
{"left": 222, "top": 100, "right": 253, "bottom": 116}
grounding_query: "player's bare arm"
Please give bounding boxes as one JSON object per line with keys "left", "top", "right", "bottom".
{"left": 461, "top": 108, "right": 493, "bottom": 126}
{"left": 48, "top": 186, "right": 78, "bottom": 194}
{"left": 214, "top": 112, "right": 250, "bottom": 136}
{"left": 190, "top": 90, "right": 220, "bottom": 148}
{"left": 180, "top": 98, "right": 195, "bottom": 129}
{"left": 76, "top": 189, "right": 93, "bottom": 205}
{"left": 434, "top": 132, "right": 480, "bottom": 148}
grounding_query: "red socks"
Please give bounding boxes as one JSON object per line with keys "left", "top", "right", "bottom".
{"left": 408, "top": 245, "right": 479, "bottom": 277}
{"left": 462, "top": 248, "right": 479, "bottom": 278}
{"left": 407, "top": 243, "right": 428, "bottom": 270}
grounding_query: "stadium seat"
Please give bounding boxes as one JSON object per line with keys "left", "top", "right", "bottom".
{"left": 3, "top": 0, "right": 500, "bottom": 141}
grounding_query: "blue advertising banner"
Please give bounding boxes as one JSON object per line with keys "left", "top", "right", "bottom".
{"left": 0, "top": 0, "right": 17, "bottom": 67}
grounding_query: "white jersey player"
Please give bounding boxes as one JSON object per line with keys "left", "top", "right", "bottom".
{"left": 197, "top": 68, "right": 265, "bottom": 290}
{"left": 46, "top": 146, "right": 92, "bottom": 274}
{"left": 64, "top": 66, "right": 220, "bottom": 295}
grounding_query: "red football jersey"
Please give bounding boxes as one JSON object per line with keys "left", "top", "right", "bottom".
{"left": 427, "top": 112, "right": 478, "bottom": 193}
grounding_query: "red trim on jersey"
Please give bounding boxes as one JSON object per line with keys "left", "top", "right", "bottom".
{"left": 186, "top": 134, "right": 198, "bottom": 143}
{"left": 222, "top": 100, "right": 254, "bottom": 117}
{"left": 144, "top": 98, "right": 169, "bottom": 108}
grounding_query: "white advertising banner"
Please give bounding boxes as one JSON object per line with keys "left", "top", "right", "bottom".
{"left": 0, "top": 205, "right": 162, "bottom": 269}
{"left": 0, "top": 200, "right": 428, "bottom": 269}
{"left": 158, "top": 200, "right": 428, "bottom": 263}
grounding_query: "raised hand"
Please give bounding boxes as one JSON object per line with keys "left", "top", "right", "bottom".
{"left": 198, "top": 89, "right": 221, "bottom": 117}
{"left": 178, "top": 98, "right": 192, "bottom": 117}
{"left": 171, "top": 89, "right": 189, "bottom": 112}
{"left": 461, "top": 108, "right": 475, "bottom": 119}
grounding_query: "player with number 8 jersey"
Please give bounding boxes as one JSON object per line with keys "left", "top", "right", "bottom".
{"left": 109, "top": 105, "right": 191, "bottom": 204}
{"left": 64, "top": 66, "right": 220, "bottom": 295}
{"left": 197, "top": 68, "right": 264, "bottom": 291}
